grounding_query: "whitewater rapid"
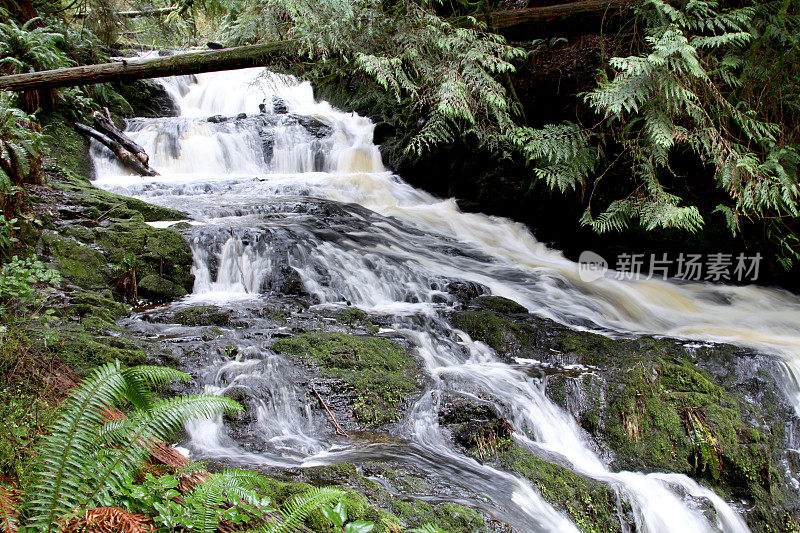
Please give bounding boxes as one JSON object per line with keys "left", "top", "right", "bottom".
{"left": 88, "top": 66, "right": 800, "bottom": 531}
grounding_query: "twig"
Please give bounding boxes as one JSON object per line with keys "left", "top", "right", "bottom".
{"left": 312, "top": 387, "right": 349, "bottom": 438}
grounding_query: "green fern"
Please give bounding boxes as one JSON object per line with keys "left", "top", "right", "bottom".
{"left": 250, "top": 486, "right": 346, "bottom": 533}
{"left": 510, "top": 123, "right": 596, "bottom": 194}
{"left": 0, "top": 18, "right": 73, "bottom": 74}
{"left": 0, "top": 93, "right": 41, "bottom": 191}
{"left": 22, "top": 360, "right": 241, "bottom": 532}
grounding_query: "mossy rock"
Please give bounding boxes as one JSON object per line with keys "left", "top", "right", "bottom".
{"left": 86, "top": 219, "right": 193, "bottom": 294}
{"left": 603, "top": 357, "right": 794, "bottom": 530}
{"left": 68, "top": 290, "right": 129, "bottom": 328}
{"left": 499, "top": 446, "right": 622, "bottom": 533}
{"left": 39, "top": 232, "right": 111, "bottom": 289}
{"left": 172, "top": 306, "right": 231, "bottom": 327}
{"left": 298, "top": 463, "right": 488, "bottom": 532}
{"left": 113, "top": 79, "right": 178, "bottom": 118}
{"left": 42, "top": 216, "right": 193, "bottom": 300}
{"left": 473, "top": 295, "right": 528, "bottom": 314}
{"left": 41, "top": 115, "right": 94, "bottom": 179}
{"left": 451, "top": 309, "right": 537, "bottom": 358}
{"left": 272, "top": 332, "right": 421, "bottom": 426}
{"left": 437, "top": 394, "right": 621, "bottom": 532}
{"left": 42, "top": 323, "right": 148, "bottom": 374}
{"left": 138, "top": 274, "right": 187, "bottom": 301}
{"left": 56, "top": 172, "right": 187, "bottom": 222}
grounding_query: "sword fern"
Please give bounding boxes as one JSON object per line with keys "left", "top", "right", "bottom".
{"left": 22, "top": 361, "right": 240, "bottom": 532}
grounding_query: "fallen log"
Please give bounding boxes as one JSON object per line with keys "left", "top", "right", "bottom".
{"left": 0, "top": 41, "right": 288, "bottom": 92}
{"left": 92, "top": 111, "right": 149, "bottom": 166}
{"left": 72, "top": 6, "right": 179, "bottom": 18}
{"left": 74, "top": 122, "right": 158, "bottom": 176}
{"left": 490, "top": 0, "right": 630, "bottom": 36}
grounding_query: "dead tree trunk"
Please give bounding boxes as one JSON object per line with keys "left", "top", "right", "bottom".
{"left": 490, "top": 0, "right": 630, "bottom": 36}
{"left": 0, "top": 42, "right": 288, "bottom": 92}
{"left": 92, "top": 111, "right": 149, "bottom": 166}
{"left": 72, "top": 6, "right": 179, "bottom": 18}
{"left": 74, "top": 122, "right": 158, "bottom": 176}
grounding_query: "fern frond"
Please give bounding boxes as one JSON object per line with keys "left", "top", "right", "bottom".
{"left": 252, "top": 487, "right": 345, "bottom": 533}
{"left": 23, "top": 362, "right": 225, "bottom": 532}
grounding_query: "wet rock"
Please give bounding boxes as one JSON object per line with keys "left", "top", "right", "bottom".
{"left": 271, "top": 96, "right": 289, "bottom": 114}
{"left": 445, "top": 280, "right": 487, "bottom": 303}
{"left": 473, "top": 295, "right": 528, "bottom": 314}
{"left": 295, "top": 115, "right": 333, "bottom": 138}
{"left": 437, "top": 393, "right": 623, "bottom": 531}
{"left": 236, "top": 112, "right": 247, "bottom": 120}
{"left": 172, "top": 306, "right": 231, "bottom": 327}
{"left": 450, "top": 309, "right": 542, "bottom": 362}
{"left": 116, "top": 79, "right": 179, "bottom": 118}
{"left": 207, "top": 115, "right": 227, "bottom": 123}
{"left": 259, "top": 130, "right": 274, "bottom": 163}
{"left": 447, "top": 294, "right": 800, "bottom": 531}
{"left": 272, "top": 332, "right": 422, "bottom": 427}
{"left": 222, "top": 385, "right": 254, "bottom": 423}
{"left": 138, "top": 274, "right": 187, "bottom": 301}
{"left": 278, "top": 265, "right": 307, "bottom": 297}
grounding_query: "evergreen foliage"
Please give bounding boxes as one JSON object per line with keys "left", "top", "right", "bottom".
{"left": 513, "top": 0, "right": 800, "bottom": 267}
{"left": 225, "top": 0, "right": 524, "bottom": 160}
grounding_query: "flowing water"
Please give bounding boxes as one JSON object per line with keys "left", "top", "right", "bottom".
{"left": 89, "top": 67, "right": 800, "bottom": 531}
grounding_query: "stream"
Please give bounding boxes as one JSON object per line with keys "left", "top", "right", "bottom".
{"left": 89, "top": 67, "right": 800, "bottom": 532}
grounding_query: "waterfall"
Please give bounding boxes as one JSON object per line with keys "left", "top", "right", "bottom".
{"left": 88, "top": 66, "right": 800, "bottom": 532}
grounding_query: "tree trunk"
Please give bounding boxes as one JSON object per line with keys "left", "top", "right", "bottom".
{"left": 490, "top": 0, "right": 630, "bottom": 36}
{"left": 0, "top": 42, "right": 289, "bottom": 92}
{"left": 92, "top": 111, "right": 149, "bottom": 166}
{"left": 72, "top": 6, "right": 180, "bottom": 18}
{"left": 74, "top": 122, "right": 158, "bottom": 176}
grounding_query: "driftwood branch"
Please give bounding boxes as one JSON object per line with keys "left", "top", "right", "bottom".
{"left": 312, "top": 387, "right": 349, "bottom": 438}
{"left": 0, "top": 42, "right": 289, "bottom": 92}
{"left": 74, "top": 122, "right": 158, "bottom": 176}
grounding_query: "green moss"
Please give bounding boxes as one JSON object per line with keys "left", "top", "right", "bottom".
{"left": 40, "top": 115, "right": 94, "bottom": 178}
{"left": 391, "top": 500, "right": 485, "bottom": 532}
{"left": 138, "top": 274, "right": 187, "bottom": 301}
{"left": 499, "top": 446, "right": 621, "bottom": 533}
{"left": 473, "top": 295, "right": 528, "bottom": 314}
{"left": 451, "top": 310, "right": 536, "bottom": 356}
{"left": 41, "top": 323, "right": 148, "bottom": 374}
{"left": 272, "top": 332, "right": 420, "bottom": 426}
{"left": 173, "top": 306, "right": 231, "bottom": 327}
{"left": 603, "top": 358, "right": 791, "bottom": 530}
{"left": 41, "top": 215, "right": 193, "bottom": 299}
{"left": 56, "top": 171, "right": 186, "bottom": 222}
{"left": 40, "top": 232, "right": 110, "bottom": 288}
{"left": 69, "top": 290, "right": 129, "bottom": 326}
{"left": 336, "top": 308, "right": 368, "bottom": 323}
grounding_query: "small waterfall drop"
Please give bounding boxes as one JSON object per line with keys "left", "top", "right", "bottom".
{"left": 87, "top": 66, "right": 800, "bottom": 532}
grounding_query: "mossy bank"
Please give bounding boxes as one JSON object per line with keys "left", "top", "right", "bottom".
{"left": 448, "top": 295, "right": 800, "bottom": 531}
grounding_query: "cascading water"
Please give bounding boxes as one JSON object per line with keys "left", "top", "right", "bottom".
{"left": 90, "top": 66, "right": 800, "bottom": 531}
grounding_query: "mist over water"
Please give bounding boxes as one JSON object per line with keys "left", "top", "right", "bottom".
{"left": 90, "top": 66, "right": 800, "bottom": 531}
